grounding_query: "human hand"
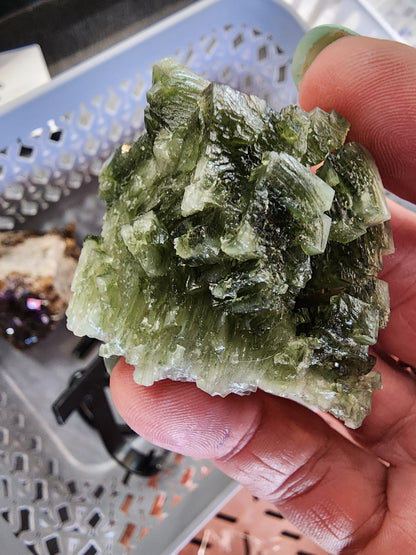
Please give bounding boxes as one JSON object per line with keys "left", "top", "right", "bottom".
{"left": 110, "top": 28, "right": 416, "bottom": 554}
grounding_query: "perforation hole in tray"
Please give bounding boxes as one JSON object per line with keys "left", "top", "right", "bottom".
{"left": 18, "top": 144, "right": 34, "bottom": 160}
{"left": 14, "top": 506, "right": 35, "bottom": 536}
{"left": 1, "top": 476, "right": 10, "bottom": 497}
{"left": 44, "top": 534, "right": 61, "bottom": 555}
{"left": 49, "top": 130, "right": 63, "bottom": 143}
{"left": 80, "top": 543, "right": 100, "bottom": 555}
{"left": 33, "top": 480, "right": 47, "bottom": 502}
{"left": 0, "top": 23, "right": 296, "bottom": 230}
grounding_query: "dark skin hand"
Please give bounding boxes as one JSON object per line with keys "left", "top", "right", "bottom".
{"left": 110, "top": 36, "right": 416, "bottom": 554}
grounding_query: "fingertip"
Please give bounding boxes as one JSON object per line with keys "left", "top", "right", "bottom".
{"left": 109, "top": 362, "right": 389, "bottom": 554}
{"left": 298, "top": 35, "right": 416, "bottom": 203}
{"left": 110, "top": 360, "right": 262, "bottom": 459}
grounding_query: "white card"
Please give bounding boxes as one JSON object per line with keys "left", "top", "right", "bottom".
{"left": 0, "top": 44, "right": 50, "bottom": 107}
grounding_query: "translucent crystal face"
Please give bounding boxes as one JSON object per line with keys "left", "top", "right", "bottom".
{"left": 67, "top": 58, "right": 392, "bottom": 429}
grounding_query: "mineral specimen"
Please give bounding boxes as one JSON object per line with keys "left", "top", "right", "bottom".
{"left": 1, "top": 224, "right": 79, "bottom": 348}
{"left": 67, "top": 58, "right": 392, "bottom": 428}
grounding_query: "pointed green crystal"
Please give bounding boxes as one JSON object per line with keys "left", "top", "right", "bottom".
{"left": 67, "top": 58, "right": 392, "bottom": 428}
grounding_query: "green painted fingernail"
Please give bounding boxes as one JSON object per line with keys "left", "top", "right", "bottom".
{"left": 292, "top": 25, "right": 359, "bottom": 89}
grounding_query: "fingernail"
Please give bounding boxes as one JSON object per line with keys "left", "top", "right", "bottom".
{"left": 292, "top": 25, "right": 359, "bottom": 89}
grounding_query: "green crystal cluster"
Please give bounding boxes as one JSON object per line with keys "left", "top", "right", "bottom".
{"left": 67, "top": 58, "right": 393, "bottom": 428}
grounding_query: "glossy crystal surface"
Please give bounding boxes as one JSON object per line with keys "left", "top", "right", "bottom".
{"left": 67, "top": 58, "right": 392, "bottom": 428}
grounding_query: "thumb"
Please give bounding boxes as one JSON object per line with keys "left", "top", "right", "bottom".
{"left": 296, "top": 32, "right": 416, "bottom": 204}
